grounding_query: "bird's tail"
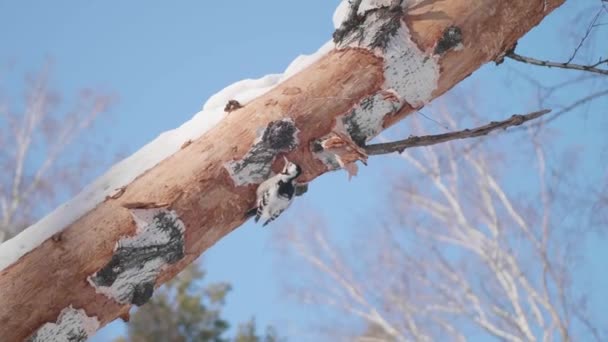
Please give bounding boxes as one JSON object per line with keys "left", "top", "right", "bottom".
{"left": 244, "top": 207, "right": 258, "bottom": 221}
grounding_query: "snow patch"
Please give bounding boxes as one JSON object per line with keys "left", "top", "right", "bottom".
{"left": 0, "top": 33, "right": 335, "bottom": 272}
{"left": 202, "top": 74, "right": 282, "bottom": 112}
{"left": 28, "top": 306, "right": 99, "bottom": 342}
{"left": 202, "top": 42, "right": 335, "bottom": 113}
{"left": 88, "top": 209, "right": 185, "bottom": 306}
{"left": 284, "top": 41, "right": 335, "bottom": 77}
{"left": 333, "top": 0, "right": 351, "bottom": 29}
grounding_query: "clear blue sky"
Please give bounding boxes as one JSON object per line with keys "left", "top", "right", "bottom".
{"left": 1, "top": 1, "right": 606, "bottom": 341}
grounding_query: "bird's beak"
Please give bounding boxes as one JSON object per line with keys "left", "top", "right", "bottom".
{"left": 283, "top": 156, "right": 289, "bottom": 166}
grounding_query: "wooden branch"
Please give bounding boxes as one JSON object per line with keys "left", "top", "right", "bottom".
{"left": 507, "top": 52, "right": 608, "bottom": 75}
{"left": 365, "top": 109, "right": 552, "bottom": 155}
{"left": 0, "top": 0, "right": 566, "bottom": 340}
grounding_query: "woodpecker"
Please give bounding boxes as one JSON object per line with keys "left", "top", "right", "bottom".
{"left": 245, "top": 157, "right": 302, "bottom": 226}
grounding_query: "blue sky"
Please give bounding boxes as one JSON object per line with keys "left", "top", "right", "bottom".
{"left": 1, "top": 0, "right": 606, "bottom": 341}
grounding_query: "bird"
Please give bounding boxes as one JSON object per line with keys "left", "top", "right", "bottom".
{"left": 245, "top": 157, "right": 302, "bottom": 226}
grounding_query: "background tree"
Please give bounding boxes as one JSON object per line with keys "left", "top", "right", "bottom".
{"left": 0, "top": 61, "right": 113, "bottom": 242}
{"left": 281, "top": 120, "right": 606, "bottom": 340}
{"left": 234, "top": 319, "right": 282, "bottom": 342}
{"left": 117, "top": 263, "right": 282, "bottom": 342}
{"left": 277, "top": 1, "right": 608, "bottom": 340}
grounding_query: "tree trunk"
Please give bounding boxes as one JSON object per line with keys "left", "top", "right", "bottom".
{"left": 0, "top": 0, "right": 564, "bottom": 340}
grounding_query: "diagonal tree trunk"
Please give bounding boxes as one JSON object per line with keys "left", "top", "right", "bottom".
{"left": 0, "top": 0, "right": 564, "bottom": 340}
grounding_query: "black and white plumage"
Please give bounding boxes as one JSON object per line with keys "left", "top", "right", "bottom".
{"left": 245, "top": 157, "right": 302, "bottom": 226}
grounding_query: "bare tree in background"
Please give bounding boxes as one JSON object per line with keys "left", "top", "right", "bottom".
{"left": 277, "top": 3, "right": 607, "bottom": 341}
{"left": 279, "top": 107, "right": 605, "bottom": 341}
{"left": 0, "top": 61, "right": 113, "bottom": 242}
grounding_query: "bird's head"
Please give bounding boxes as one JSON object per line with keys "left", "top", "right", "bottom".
{"left": 281, "top": 156, "right": 302, "bottom": 180}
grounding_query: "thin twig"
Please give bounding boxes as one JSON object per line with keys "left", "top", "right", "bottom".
{"left": 590, "top": 58, "right": 608, "bottom": 67}
{"left": 416, "top": 110, "right": 451, "bottom": 130}
{"left": 365, "top": 109, "right": 551, "bottom": 155}
{"left": 507, "top": 52, "right": 608, "bottom": 75}
{"left": 568, "top": 8, "right": 603, "bottom": 63}
{"left": 540, "top": 88, "right": 608, "bottom": 126}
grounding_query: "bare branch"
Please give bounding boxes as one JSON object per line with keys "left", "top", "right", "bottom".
{"left": 0, "top": 63, "right": 113, "bottom": 240}
{"left": 365, "top": 109, "right": 551, "bottom": 156}
{"left": 535, "top": 88, "right": 608, "bottom": 127}
{"left": 567, "top": 7, "right": 603, "bottom": 63}
{"left": 507, "top": 52, "right": 608, "bottom": 75}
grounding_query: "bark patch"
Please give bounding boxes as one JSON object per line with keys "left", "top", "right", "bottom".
{"left": 434, "top": 26, "right": 464, "bottom": 55}
{"left": 28, "top": 306, "right": 99, "bottom": 342}
{"left": 226, "top": 118, "right": 299, "bottom": 186}
{"left": 332, "top": 0, "right": 440, "bottom": 144}
{"left": 343, "top": 92, "right": 400, "bottom": 146}
{"left": 334, "top": 1, "right": 404, "bottom": 50}
{"left": 88, "top": 209, "right": 185, "bottom": 306}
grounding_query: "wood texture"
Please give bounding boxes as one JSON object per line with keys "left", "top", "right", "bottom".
{"left": 0, "top": 0, "right": 565, "bottom": 340}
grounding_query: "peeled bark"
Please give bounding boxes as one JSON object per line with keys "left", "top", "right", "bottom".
{"left": 0, "top": 0, "right": 564, "bottom": 340}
